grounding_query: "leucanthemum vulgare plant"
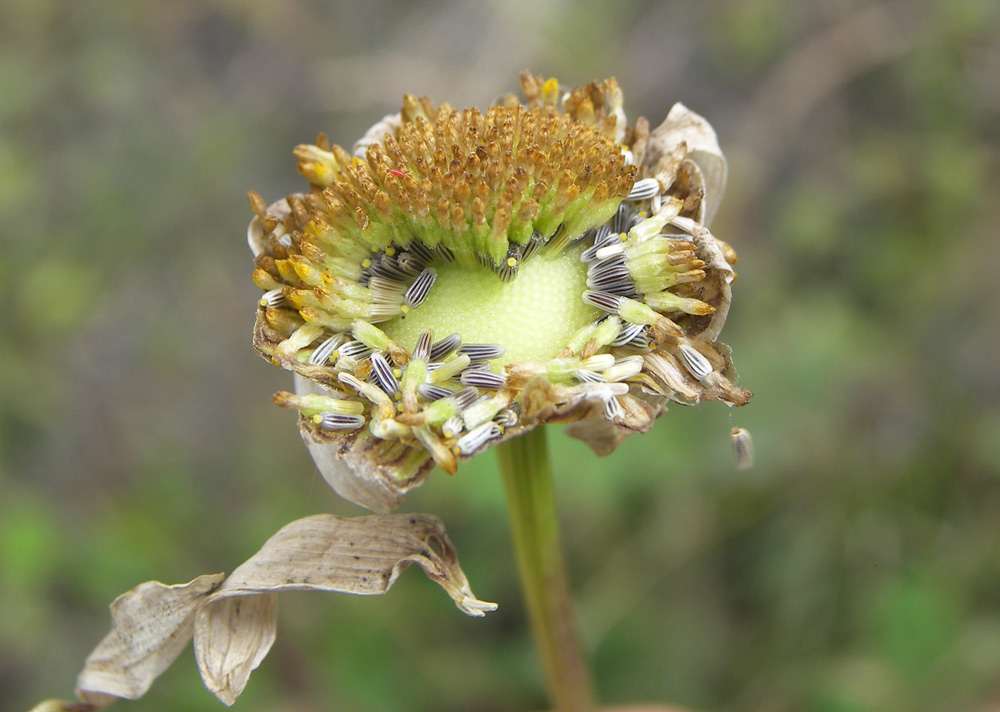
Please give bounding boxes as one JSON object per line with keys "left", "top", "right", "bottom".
{"left": 42, "top": 73, "right": 749, "bottom": 712}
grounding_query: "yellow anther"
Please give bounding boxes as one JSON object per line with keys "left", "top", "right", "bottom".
{"left": 400, "top": 304, "right": 411, "bottom": 314}
{"left": 361, "top": 258, "right": 371, "bottom": 268}
{"left": 506, "top": 257, "right": 517, "bottom": 267}
{"left": 385, "top": 247, "right": 396, "bottom": 257}
{"left": 541, "top": 78, "right": 559, "bottom": 104}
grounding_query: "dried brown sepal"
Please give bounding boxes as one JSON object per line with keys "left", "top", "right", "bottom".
{"left": 295, "top": 376, "right": 433, "bottom": 512}
{"left": 564, "top": 393, "right": 659, "bottom": 456}
{"left": 645, "top": 104, "right": 727, "bottom": 226}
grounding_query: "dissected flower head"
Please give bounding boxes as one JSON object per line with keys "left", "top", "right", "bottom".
{"left": 248, "top": 73, "right": 751, "bottom": 512}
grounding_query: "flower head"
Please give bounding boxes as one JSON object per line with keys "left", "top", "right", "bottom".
{"left": 248, "top": 73, "right": 750, "bottom": 512}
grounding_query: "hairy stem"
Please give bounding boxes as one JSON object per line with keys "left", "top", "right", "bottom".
{"left": 495, "top": 427, "right": 595, "bottom": 712}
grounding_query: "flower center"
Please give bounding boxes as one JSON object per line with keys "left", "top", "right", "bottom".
{"left": 382, "top": 244, "right": 599, "bottom": 366}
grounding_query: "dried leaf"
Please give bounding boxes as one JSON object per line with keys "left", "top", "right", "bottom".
{"left": 73, "top": 514, "right": 494, "bottom": 708}
{"left": 76, "top": 574, "right": 225, "bottom": 707}
{"left": 193, "top": 594, "right": 277, "bottom": 706}
{"left": 205, "top": 513, "right": 497, "bottom": 616}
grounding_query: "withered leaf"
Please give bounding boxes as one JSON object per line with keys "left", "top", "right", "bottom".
{"left": 74, "top": 514, "right": 495, "bottom": 708}
{"left": 76, "top": 574, "right": 225, "bottom": 706}
{"left": 206, "top": 514, "right": 497, "bottom": 615}
{"left": 193, "top": 594, "right": 277, "bottom": 706}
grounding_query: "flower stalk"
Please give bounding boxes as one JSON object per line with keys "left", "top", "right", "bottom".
{"left": 496, "top": 427, "right": 595, "bottom": 712}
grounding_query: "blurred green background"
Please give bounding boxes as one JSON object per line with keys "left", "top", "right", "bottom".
{"left": 2, "top": 1, "right": 999, "bottom": 710}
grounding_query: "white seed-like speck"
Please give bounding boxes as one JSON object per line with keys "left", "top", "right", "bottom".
{"left": 603, "top": 396, "right": 625, "bottom": 423}
{"left": 368, "top": 275, "right": 407, "bottom": 296}
{"left": 371, "top": 258, "right": 410, "bottom": 282}
{"left": 412, "top": 329, "right": 433, "bottom": 361}
{"left": 611, "top": 322, "right": 646, "bottom": 347}
{"left": 731, "top": 427, "right": 754, "bottom": 470}
{"left": 494, "top": 409, "right": 518, "bottom": 428}
{"left": 521, "top": 231, "right": 545, "bottom": 260}
{"left": 460, "top": 369, "right": 507, "bottom": 390}
{"left": 462, "top": 395, "right": 505, "bottom": 430}
{"left": 404, "top": 267, "right": 437, "bottom": 308}
{"left": 457, "top": 343, "right": 505, "bottom": 361}
{"left": 576, "top": 369, "right": 608, "bottom": 384}
{"left": 589, "top": 252, "right": 627, "bottom": 276}
{"left": 259, "top": 288, "right": 286, "bottom": 308}
{"left": 678, "top": 343, "right": 713, "bottom": 380}
{"left": 602, "top": 356, "right": 645, "bottom": 382}
{"left": 369, "top": 352, "right": 400, "bottom": 395}
{"left": 417, "top": 383, "right": 453, "bottom": 401}
{"left": 338, "top": 340, "right": 373, "bottom": 360}
{"left": 630, "top": 328, "right": 652, "bottom": 349}
{"left": 455, "top": 422, "right": 502, "bottom": 456}
{"left": 580, "top": 354, "right": 616, "bottom": 371}
{"left": 441, "top": 415, "right": 465, "bottom": 439}
{"left": 567, "top": 382, "right": 629, "bottom": 400}
{"left": 669, "top": 215, "right": 698, "bottom": 234}
{"left": 583, "top": 290, "right": 623, "bottom": 312}
{"left": 435, "top": 244, "right": 456, "bottom": 262}
{"left": 308, "top": 334, "right": 346, "bottom": 365}
{"left": 586, "top": 266, "right": 634, "bottom": 295}
{"left": 594, "top": 243, "right": 626, "bottom": 261}
{"left": 407, "top": 241, "right": 435, "bottom": 263}
{"left": 429, "top": 333, "right": 462, "bottom": 361}
{"left": 428, "top": 353, "right": 471, "bottom": 382}
{"left": 626, "top": 177, "right": 660, "bottom": 202}
{"left": 397, "top": 251, "right": 426, "bottom": 276}
{"left": 451, "top": 387, "right": 479, "bottom": 410}
{"left": 319, "top": 413, "right": 366, "bottom": 431}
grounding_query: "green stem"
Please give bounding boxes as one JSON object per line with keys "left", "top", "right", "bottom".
{"left": 495, "top": 427, "right": 595, "bottom": 712}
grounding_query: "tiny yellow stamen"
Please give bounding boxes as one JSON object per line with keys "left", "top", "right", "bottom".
{"left": 541, "top": 78, "right": 559, "bottom": 104}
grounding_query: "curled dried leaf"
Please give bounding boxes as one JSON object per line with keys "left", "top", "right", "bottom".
{"left": 76, "top": 574, "right": 225, "bottom": 707}
{"left": 73, "top": 514, "right": 494, "bottom": 708}
{"left": 194, "top": 594, "right": 277, "bottom": 706}
{"left": 207, "top": 513, "right": 497, "bottom": 617}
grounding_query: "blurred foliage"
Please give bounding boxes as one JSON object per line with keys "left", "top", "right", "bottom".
{"left": 2, "top": 1, "right": 999, "bottom": 711}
